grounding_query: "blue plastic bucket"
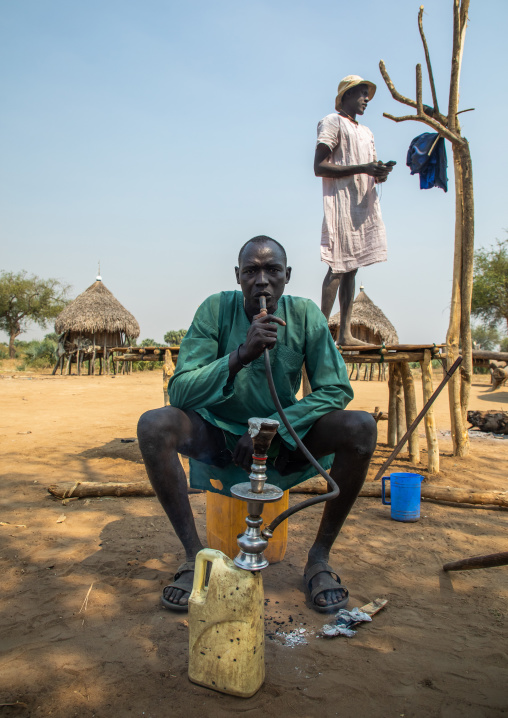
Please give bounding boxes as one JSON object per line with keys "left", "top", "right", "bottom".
{"left": 382, "top": 472, "right": 424, "bottom": 522}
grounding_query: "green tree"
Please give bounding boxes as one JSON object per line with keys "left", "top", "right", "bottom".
{"left": 471, "top": 323, "right": 500, "bottom": 351}
{"left": 471, "top": 239, "right": 508, "bottom": 332}
{"left": 140, "top": 338, "right": 163, "bottom": 347}
{"left": 500, "top": 337, "right": 508, "bottom": 353}
{"left": 164, "top": 329, "right": 187, "bottom": 346}
{"left": 0, "top": 271, "right": 69, "bottom": 358}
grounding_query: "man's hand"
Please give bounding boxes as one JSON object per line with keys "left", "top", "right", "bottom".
{"left": 363, "top": 161, "right": 393, "bottom": 180}
{"left": 241, "top": 310, "right": 286, "bottom": 363}
{"left": 233, "top": 431, "right": 254, "bottom": 471}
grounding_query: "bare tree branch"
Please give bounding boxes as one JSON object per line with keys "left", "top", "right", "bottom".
{"left": 418, "top": 5, "right": 440, "bottom": 114}
{"left": 379, "top": 60, "right": 448, "bottom": 125}
{"left": 448, "top": 0, "right": 469, "bottom": 132}
{"left": 383, "top": 113, "right": 419, "bottom": 123}
{"left": 382, "top": 111, "right": 463, "bottom": 145}
{"left": 459, "top": 0, "right": 470, "bottom": 49}
{"left": 379, "top": 60, "right": 417, "bottom": 110}
{"left": 416, "top": 64, "right": 423, "bottom": 115}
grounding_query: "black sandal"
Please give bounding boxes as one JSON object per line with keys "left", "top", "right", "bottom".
{"left": 303, "top": 561, "right": 349, "bottom": 614}
{"left": 161, "top": 560, "right": 195, "bottom": 612}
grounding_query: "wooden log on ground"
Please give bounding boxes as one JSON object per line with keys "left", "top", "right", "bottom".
{"left": 47, "top": 481, "right": 203, "bottom": 498}
{"left": 48, "top": 481, "right": 158, "bottom": 498}
{"left": 291, "top": 477, "right": 508, "bottom": 506}
{"left": 443, "top": 551, "right": 508, "bottom": 572}
{"left": 47, "top": 480, "right": 508, "bottom": 508}
{"left": 421, "top": 349, "right": 439, "bottom": 474}
{"left": 400, "top": 362, "right": 421, "bottom": 464}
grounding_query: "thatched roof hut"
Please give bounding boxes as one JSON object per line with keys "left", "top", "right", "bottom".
{"left": 329, "top": 286, "right": 398, "bottom": 345}
{"left": 55, "top": 277, "right": 140, "bottom": 348}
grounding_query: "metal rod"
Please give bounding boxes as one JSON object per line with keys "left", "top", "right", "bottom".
{"left": 373, "top": 356, "right": 463, "bottom": 482}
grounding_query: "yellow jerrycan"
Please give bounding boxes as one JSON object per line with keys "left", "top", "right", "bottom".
{"left": 188, "top": 548, "right": 265, "bottom": 698}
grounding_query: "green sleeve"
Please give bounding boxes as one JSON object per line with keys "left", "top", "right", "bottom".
{"left": 168, "top": 295, "right": 235, "bottom": 410}
{"left": 269, "top": 301, "right": 353, "bottom": 448}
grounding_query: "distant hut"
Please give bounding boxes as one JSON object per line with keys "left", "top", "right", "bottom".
{"left": 329, "top": 286, "right": 398, "bottom": 380}
{"left": 53, "top": 275, "right": 140, "bottom": 375}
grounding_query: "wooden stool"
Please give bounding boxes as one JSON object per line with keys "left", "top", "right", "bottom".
{"left": 206, "top": 490, "right": 289, "bottom": 564}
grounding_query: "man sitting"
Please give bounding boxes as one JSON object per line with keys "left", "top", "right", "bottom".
{"left": 137, "top": 235, "right": 377, "bottom": 613}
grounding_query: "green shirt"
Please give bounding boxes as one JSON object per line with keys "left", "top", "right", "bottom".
{"left": 168, "top": 291, "right": 353, "bottom": 493}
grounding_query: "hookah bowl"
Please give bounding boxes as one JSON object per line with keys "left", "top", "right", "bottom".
{"left": 230, "top": 418, "right": 283, "bottom": 571}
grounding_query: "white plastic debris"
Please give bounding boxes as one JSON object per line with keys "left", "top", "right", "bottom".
{"left": 321, "top": 607, "right": 373, "bottom": 638}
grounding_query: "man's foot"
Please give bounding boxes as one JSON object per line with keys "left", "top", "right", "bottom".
{"left": 337, "top": 334, "right": 369, "bottom": 347}
{"left": 161, "top": 561, "right": 195, "bottom": 612}
{"left": 304, "top": 560, "right": 349, "bottom": 613}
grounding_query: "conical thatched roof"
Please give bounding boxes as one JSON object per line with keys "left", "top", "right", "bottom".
{"left": 329, "top": 287, "right": 398, "bottom": 344}
{"left": 55, "top": 280, "right": 140, "bottom": 338}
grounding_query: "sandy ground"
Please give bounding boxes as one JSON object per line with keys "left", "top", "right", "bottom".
{"left": 1, "top": 367, "right": 507, "bottom": 718}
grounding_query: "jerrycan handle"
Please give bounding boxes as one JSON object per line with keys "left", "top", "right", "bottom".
{"left": 190, "top": 548, "right": 226, "bottom": 603}
{"left": 381, "top": 476, "right": 390, "bottom": 505}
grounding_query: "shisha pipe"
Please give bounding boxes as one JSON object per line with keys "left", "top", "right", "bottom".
{"left": 257, "top": 295, "right": 340, "bottom": 536}
{"left": 230, "top": 296, "right": 340, "bottom": 570}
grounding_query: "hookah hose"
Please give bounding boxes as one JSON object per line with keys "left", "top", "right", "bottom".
{"left": 258, "top": 296, "right": 339, "bottom": 536}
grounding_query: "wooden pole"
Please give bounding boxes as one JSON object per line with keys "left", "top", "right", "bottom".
{"left": 163, "top": 349, "right": 175, "bottom": 407}
{"left": 387, "top": 364, "right": 397, "bottom": 447}
{"left": 92, "top": 334, "right": 96, "bottom": 375}
{"left": 379, "top": 1, "right": 473, "bottom": 458}
{"left": 443, "top": 551, "right": 508, "bottom": 572}
{"left": 374, "top": 357, "right": 462, "bottom": 482}
{"left": 458, "top": 142, "right": 475, "bottom": 432}
{"left": 395, "top": 364, "right": 405, "bottom": 444}
{"left": 421, "top": 350, "right": 439, "bottom": 474}
{"left": 399, "top": 362, "right": 420, "bottom": 464}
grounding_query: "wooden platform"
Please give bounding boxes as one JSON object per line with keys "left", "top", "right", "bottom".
{"left": 335, "top": 344, "right": 448, "bottom": 474}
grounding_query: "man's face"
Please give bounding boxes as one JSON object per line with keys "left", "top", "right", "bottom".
{"left": 343, "top": 83, "right": 370, "bottom": 115}
{"left": 235, "top": 241, "right": 291, "bottom": 316}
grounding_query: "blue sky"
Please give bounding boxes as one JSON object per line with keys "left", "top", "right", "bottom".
{"left": 1, "top": 0, "right": 506, "bottom": 344}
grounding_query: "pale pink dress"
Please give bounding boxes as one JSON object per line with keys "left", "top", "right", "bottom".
{"left": 317, "top": 113, "right": 387, "bottom": 273}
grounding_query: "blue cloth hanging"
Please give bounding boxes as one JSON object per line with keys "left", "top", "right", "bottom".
{"left": 406, "top": 132, "right": 448, "bottom": 192}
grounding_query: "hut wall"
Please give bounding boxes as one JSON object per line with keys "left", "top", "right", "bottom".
{"left": 352, "top": 326, "right": 384, "bottom": 345}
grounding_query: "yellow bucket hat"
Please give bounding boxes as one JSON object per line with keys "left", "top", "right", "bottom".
{"left": 335, "top": 75, "right": 377, "bottom": 111}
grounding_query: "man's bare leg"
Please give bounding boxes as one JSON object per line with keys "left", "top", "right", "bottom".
{"left": 298, "top": 410, "right": 377, "bottom": 609}
{"left": 321, "top": 266, "right": 341, "bottom": 320}
{"left": 321, "top": 267, "right": 366, "bottom": 345}
{"left": 137, "top": 407, "right": 227, "bottom": 608}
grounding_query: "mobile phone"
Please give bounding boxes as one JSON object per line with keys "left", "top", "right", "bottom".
{"left": 385, "top": 161, "right": 396, "bottom": 167}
